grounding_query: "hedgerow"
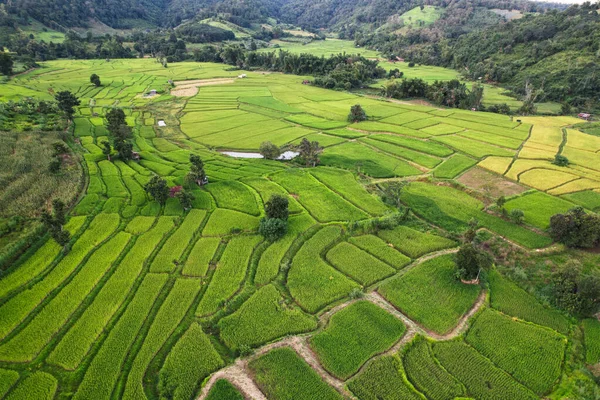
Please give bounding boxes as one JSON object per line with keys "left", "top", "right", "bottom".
{"left": 159, "top": 323, "right": 224, "bottom": 400}
{"left": 74, "top": 274, "right": 169, "bottom": 400}
{"left": 347, "top": 355, "right": 424, "bottom": 400}
{"left": 196, "top": 235, "right": 261, "bottom": 316}
{"left": 433, "top": 341, "right": 537, "bottom": 400}
{"left": 465, "top": 309, "right": 567, "bottom": 395}
{"left": 288, "top": 226, "right": 359, "bottom": 313}
{"left": 326, "top": 242, "right": 396, "bottom": 286}
{"left": 0, "top": 232, "right": 131, "bottom": 362}
{"left": 488, "top": 270, "right": 569, "bottom": 334}
{"left": 378, "top": 255, "right": 480, "bottom": 334}
{"left": 219, "top": 285, "right": 317, "bottom": 350}
{"left": 402, "top": 337, "right": 465, "bottom": 400}
{"left": 48, "top": 217, "right": 175, "bottom": 370}
{"left": 249, "top": 347, "right": 343, "bottom": 400}
{"left": 5, "top": 371, "right": 57, "bottom": 400}
{"left": 311, "top": 301, "right": 406, "bottom": 379}
{"left": 205, "top": 379, "right": 244, "bottom": 400}
{"left": 150, "top": 209, "right": 206, "bottom": 273}
{"left": 123, "top": 278, "right": 200, "bottom": 400}
{"left": 349, "top": 235, "right": 410, "bottom": 269}
{"left": 0, "top": 213, "right": 119, "bottom": 341}
{"left": 377, "top": 226, "right": 456, "bottom": 259}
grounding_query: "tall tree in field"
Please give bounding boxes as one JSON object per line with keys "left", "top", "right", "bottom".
{"left": 348, "top": 104, "right": 367, "bottom": 122}
{"left": 90, "top": 73, "right": 101, "bottom": 87}
{"left": 105, "top": 108, "right": 132, "bottom": 160}
{"left": 298, "top": 138, "right": 323, "bottom": 167}
{"left": 259, "top": 194, "right": 290, "bottom": 241}
{"left": 186, "top": 154, "right": 207, "bottom": 186}
{"left": 0, "top": 53, "right": 13, "bottom": 76}
{"left": 454, "top": 243, "right": 492, "bottom": 281}
{"left": 40, "top": 199, "right": 71, "bottom": 248}
{"left": 54, "top": 91, "right": 81, "bottom": 121}
{"left": 259, "top": 141, "right": 281, "bottom": 160}
{"left": 101, "top": 141, "right": 112, "bottom": 160}
{"left": 265, "top": 194, "right": 289, "bottom": 220}
{"left": 106, "top": 108, "right": 126, "bottom": 135}
{"left": 144, "top": 175, "right": 170, "bottom": 205}
{"left": 176, "top": 190, "right": 195, "bottom": 211}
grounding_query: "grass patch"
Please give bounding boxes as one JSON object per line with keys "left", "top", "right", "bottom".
{"left": 205, "top": 380, "right": 244, "bottom": 400}
{"left": 326, "top": 242, "right": 396, "bottom": 286}
{"left": 402, "top": 337, "right": 465, "bottom": 400}
{"left": 219, "top": 285, "right": 317, "bottom": 350}
{"left": 379, "top": 255, "right": 480, "bottom": 334}
{"left": 433, "top": 341, "right": 537, "bottom": 400}
{"left": 377, "top": 225, "right": 456, "bottom": 259}
{"left": 288, "top": 226, "right": 359, "bottom": 313}
{"left": 583, "top": 319, "right": 600, "bottom": 364}
{"left": 248, "top": 347, "right": 343, "bottom": 400}
{"left": 311, "top": 301, "right": 406, "bottom": 379}
{"left": 158, "top": 323, "right": 224, "bottom": 400}
{"left": 347, "top": 355, "right": 424, "bottom": 400}
{"left": 488, "top": 270, "right": 569, "bottom": 334}
{"left": 465, "top": 309, "right": 567, "bottom": 395}
{"left": 349, "top": 235, "right": 411, "bottom": 269}
{"left": 504, "top": 191, "right": 575, "bottom": 229}
{"left": 432, "top": 154, "right": 477, "bottom": 179}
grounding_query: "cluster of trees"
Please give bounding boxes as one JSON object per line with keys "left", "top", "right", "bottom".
{"left": 549, "top": 207, "right": 600, "bottom": 249}
{"left": 382, "top": 78, "right": 485, "bottom": 110}
{"left": 54, "top": 91, "right": 80, "bottom": 121}
{"left": 104, "top": 108, "right": 134, "bottom": 160}
{"left": 362, "top": 4, "right": 600, "bottom": 107}
{"left": 48, "top": 142, "right": 69, "bottom": 174}
{"left": 176, "top": 23, "right": 235, "bottom": 43}
{"left": 551, "top": 260, "right": 600, "bottom": 317}
{"left": 0, "top": 98, "right": 62, "bottom": 131}
{"left": 144, "top": 153, "right": 207, "bottom": 210}
{"left": 259, "top": 194, "right": 289, "bottom": 241}
{"left": 40, "top": 199, "right": 70, "bottom": 248}
{"left": 193, "top": 46, "right": 386, "bottom": 89}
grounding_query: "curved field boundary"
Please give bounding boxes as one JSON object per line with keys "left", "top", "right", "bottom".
{"left": 197, "top": 249, "right": 488, "bottom": 400}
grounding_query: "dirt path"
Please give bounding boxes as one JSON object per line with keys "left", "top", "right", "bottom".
{"left": 196, "top": 248, "right": 489, "bottom": 400}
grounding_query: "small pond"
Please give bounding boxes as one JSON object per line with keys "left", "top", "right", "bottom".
{"left": 220, "top": 151, "right": 299, "bottom": 160}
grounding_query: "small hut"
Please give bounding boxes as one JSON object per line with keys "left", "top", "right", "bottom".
{"left": 131, "top": 151, "right": 141, "bottom": 161}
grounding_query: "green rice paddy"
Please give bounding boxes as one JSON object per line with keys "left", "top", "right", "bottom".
{"left": 0, "top": 56, "right": 590, "bottom": 399}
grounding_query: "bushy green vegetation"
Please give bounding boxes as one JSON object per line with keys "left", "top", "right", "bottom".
{"left": 249, "top": 347, "right": 343, "bottom": 400}
{"left": 433, "top": 341, "right": 537, "bottom": 400}
{"left": 466, "top": 309, "right": 566, "bottom": 395}
{"left": 379, "top": 255, "right": 481, "bottom": 334}
{"left": 403, "top": 337, "right": 465, "bottom": 400}
{"left": 219, "top": 285, "right": 317, "bottom": 350}
{"left": 347, "top": 355, "right": 424, "bottom": 400}
{"left": 159, "top": 323, "right": 224, "bottom": 400}
{"left": 310, "top": 301, "right": 406, "bottom": 379}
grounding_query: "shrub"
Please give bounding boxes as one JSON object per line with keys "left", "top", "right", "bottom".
{"left": 509, "top": 208, "right": 525, "bottom": 225}
{"left": 454, "top": 243, "right": 493, "bottom": 281}
{"left": 265, "top": 194, "right": 289, "bottom": 220}
{"left": 348, "top": 104, "right": 367, "bottom": 123}
{"left": 259, "top": 141, "right": 281, "bottom": 160}
{"left": 553, "top": 154, "right": 569, "bottom": 166}
{"left": 259, "top": 217, "right": 287, "bottom": 241}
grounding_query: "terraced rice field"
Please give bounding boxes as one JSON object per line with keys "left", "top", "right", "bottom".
{"left": 0, "top": 58, "right": 589, "bottom": 400}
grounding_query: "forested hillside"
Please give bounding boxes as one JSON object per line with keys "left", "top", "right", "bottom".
{"left": 359, "top": 3, "right": 600, "bottom": 105}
